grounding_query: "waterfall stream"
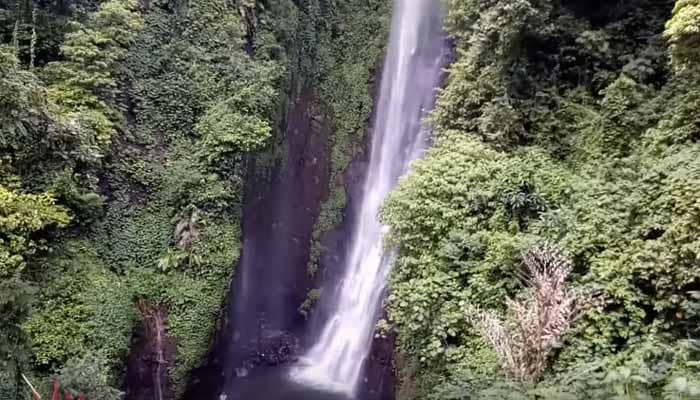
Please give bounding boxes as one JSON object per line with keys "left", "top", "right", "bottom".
{"left": 292, "top": 0, "right": 448, "bottom": 396}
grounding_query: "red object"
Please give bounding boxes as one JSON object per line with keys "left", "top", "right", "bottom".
{"left": 64, "top": 393, "right": 74, "bottom": 400}
{"left": 78, "top": 394, "right": 85, "bottom": 400}
{"left": 53, "top": 379, "right": 60, "bottom": 400}
{"left": 32, "top": 393, "right": 40, "bottom": 400}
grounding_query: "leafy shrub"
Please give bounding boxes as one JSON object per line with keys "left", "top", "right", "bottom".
{"left": 58, "top": 354, "right": 122, "bottom": 400}
{"left": 665, "top": 0, "right": 700, "bottom": 72}
{"left": 0, "top": 185, "right": 70, "bottom": 276}
{"left": 387, "top": 1, "right": 700, "bottom": 398}
{"left": 197, "top": 103, "right": 272, "bottom": 157}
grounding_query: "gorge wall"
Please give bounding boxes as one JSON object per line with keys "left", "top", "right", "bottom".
{"left": 0, "top": 0, "right": 391, "bottom": 398}
{"left": 5, "top": 1, "right": 698, "bottom": 399}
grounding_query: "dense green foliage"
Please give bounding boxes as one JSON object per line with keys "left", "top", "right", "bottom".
{"left": 383, "top": 0, "right": 700, "bottom": 398}
{"left": 0, "top": 0, "right": 295, "bottom": 396}
{"left": 0, "top": 0, "right": 393, "bottom": 396}
{"left": 5, "top": 0, "right": 699, "bottom": 399}
{"left": 300, "top": 0, "right": 390, "bottom": 277}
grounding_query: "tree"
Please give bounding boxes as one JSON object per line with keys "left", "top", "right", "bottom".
{"left": 0, "top": 47, "right": 56, "bottom": 167}
{"left": 0, "top": 185, "right": 70, "bottom": 276}
{"left": 45, "top": 0, "right": 143, "bottom": 151}
{"left": 665, "top": 0, "right": 700, "bottom": 72}
{"left": 0, "top": 275, "right": 34, "bottom": 396}
{"left": 0, "top": 185, "right": 69, "bottom": 393}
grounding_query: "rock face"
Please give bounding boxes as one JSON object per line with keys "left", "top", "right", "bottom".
{"left": 298, "top": 90, "right": 397, "bottom": 400}
{"left": 124, "top": 302, "right": 177, "bottom": 400}
{"left": 248, "top": 331, "right": 300, "bottom": 367}
{"left": 182, "top": 76, "right": 399, "bottom": 398}
{"left": 183, "top": 88, "right": 332, "bottom": 399}
{"left": 182, "top": 55, "right": 401, "bottom": 398}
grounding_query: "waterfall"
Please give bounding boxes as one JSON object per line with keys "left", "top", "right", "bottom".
{"left": 292, "top": 0, "right": 448, "bottom": 395}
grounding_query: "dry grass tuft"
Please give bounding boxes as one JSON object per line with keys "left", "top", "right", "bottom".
{"left": 466, "top": 244, "right": 583, "bottom": 384}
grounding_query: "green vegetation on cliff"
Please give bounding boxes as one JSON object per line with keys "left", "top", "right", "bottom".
{"left": 4, "top": 0, "right": 699, "bottom": 399}
{"left": 298, "top": 0, "right": 390, "bottom": 278}
{"left": 0, "top": 0, "right": 294, "bottom": 397}
{"left": 383, "top": 0, "right": 700, "bottom": 398}
{"left": 0, "top": 0, "right": 392, "bottom": 397}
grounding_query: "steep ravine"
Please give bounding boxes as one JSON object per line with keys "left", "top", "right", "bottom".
{"left": 183, "top": 72, "right": 395, "bottom": 400}
{"left": 298, "top": 68, "right": 396, "bottom": 400}
{"left": 183, "top": 87, "right": 332, "bottom": 399}
{"left": 7, "top": 1, "right": 699, "bottom": 399}
{"left": 119, "top": 3, "right": 394, "bottom": 398}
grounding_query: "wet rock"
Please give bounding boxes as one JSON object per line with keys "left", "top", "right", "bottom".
{"left": 124, "top": 301, "right": 177, "bottom": 400}
{"left": 248, "top": 331, "right": 299, "bottom": 366}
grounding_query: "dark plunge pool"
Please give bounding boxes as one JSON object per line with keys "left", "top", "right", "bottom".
{"left": 220, "top": 367, "right": 353, "bottom": 400}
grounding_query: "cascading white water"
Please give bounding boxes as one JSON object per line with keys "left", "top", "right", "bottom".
{"left": 291, "top": 0, "right": 447, "bottom": 396}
